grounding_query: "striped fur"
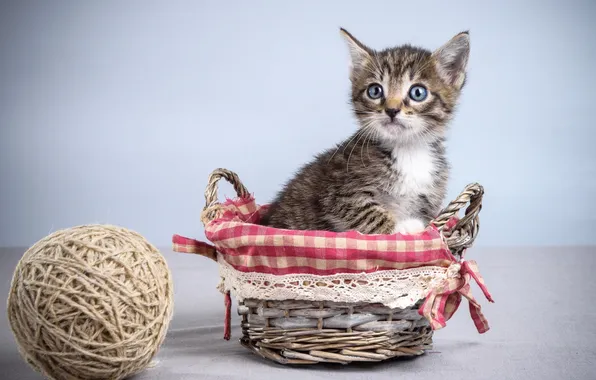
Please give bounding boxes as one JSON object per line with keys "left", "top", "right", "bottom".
{"left": 261, "top": 29, "right": 470, "bottom": 235}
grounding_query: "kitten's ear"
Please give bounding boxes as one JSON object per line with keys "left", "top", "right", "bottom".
{"left": 432, "top": 31, "right": 470, "bottom": 88}
{"left": 339, "top": 28, "right": 372, "bottom": 70}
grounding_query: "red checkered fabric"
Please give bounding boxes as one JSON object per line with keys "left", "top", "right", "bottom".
{"left": 172, "top": 194, "right": 493, "bottom": 335}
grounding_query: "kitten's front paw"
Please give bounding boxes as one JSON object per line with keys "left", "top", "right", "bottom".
{"left": 394, "top": 219, "right": 426, "bottom": 235}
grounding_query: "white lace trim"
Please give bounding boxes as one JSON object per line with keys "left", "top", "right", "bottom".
{"left": 216, "top": 255, "right": 450, "bottom": 309}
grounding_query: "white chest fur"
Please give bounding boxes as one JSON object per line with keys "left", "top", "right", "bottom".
{"left": 391, "top": 144, "right": 435, "bottom": 196}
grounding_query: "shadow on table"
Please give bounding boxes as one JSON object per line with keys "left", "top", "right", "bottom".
{"left": 162, "top": 326, "right": 482, "bottom": 372}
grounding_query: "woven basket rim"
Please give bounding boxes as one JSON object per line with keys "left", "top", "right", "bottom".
{"left": 206, "top": 197, "right": 459, "bottom": 237}
{"left": 200, "top": 168, "right": 484, "bottom": 256}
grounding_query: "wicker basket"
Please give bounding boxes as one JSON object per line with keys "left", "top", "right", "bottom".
{"left": 173, "top": 168, "right": 491, "bottom": 365}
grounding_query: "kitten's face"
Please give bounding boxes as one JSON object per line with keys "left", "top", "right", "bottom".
{"left": 341, "top": 29, "right": 470, "bottom": 146}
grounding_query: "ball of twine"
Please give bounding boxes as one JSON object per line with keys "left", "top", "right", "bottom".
{"left": 7, "top": 224, "right": 174, "bottom": 380}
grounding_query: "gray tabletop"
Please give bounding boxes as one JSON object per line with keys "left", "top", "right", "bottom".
{"left": 1, "top": 246, "right": 594, "bottom": 380}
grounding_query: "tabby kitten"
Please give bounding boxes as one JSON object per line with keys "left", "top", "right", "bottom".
{"left": 260, "top": 29, "right": 470, "bottom": 235}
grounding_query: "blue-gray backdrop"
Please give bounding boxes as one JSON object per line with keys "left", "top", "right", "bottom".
{"left": 1, "top": 0, "right": 594, "bottom": 247}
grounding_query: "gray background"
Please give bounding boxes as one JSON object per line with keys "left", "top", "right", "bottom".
{"left": 1, "top": 0, "right": 595, "bottom": 248}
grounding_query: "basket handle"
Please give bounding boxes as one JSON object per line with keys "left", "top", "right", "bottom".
{"left": 201, "top": 168, "right": 250, "bottom": 224}
{"left": 431, "top": 183, "right": 484, "bottom": 256}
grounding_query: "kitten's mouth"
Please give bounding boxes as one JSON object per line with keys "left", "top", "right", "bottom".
{"left": 382, "top": 119, "right": 406, "bottom": 129}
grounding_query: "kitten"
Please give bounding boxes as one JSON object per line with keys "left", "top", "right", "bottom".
{"left": 260, "top": 28, "right": 470, "bottom": 235}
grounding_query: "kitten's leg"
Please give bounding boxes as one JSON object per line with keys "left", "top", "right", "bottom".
{"left": 393, "top": 195, "right": 438, "bottom": 234}
{"left": 394, "top": 218, "right": 427, "bottom": 234}
{"left": 344, "top": 204, "right": 396, "bottom": 235}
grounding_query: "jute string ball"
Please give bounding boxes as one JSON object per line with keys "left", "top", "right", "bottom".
{"left": 7, "top": 224, "right": 174, "bottom": 380}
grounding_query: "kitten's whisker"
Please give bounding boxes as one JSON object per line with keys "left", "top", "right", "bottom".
{"left": 368, "top": 128, "right": 380, "bottom": 162}
{"left": 364, "top": 128, "right": 375, "bottom": 163}
{"left": 343, "top": 128, "right": 367, "bottom": 155}
{"left": 327, "top": 128, "right": 366, "bottom": 164}
{"left": 359, "top": 129, "right": 368, "bottom": 168}
{"left": 347, "top": 126, "right": 370, "bottom": 172}
{"left": 360, "top": 126, "right": 376, "bottom": 168}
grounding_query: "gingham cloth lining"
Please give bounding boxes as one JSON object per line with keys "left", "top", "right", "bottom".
{"left": 203, "top": 196, "right": 458, "bottom": 275}
{"left": 172, "top": 194, "right": 493, "bottom": 337}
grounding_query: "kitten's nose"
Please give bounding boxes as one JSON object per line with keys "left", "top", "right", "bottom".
{"left": 385, "top": 108, "right": 400, "bottom": 119}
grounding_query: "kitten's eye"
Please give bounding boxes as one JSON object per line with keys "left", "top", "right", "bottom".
{"left": 409, "top": 85, "right": 428, "bottom": 102}
{"left": 367, "top": 84, "right": 384, "bottom": 99}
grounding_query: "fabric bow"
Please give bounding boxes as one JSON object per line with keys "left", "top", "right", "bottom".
{"left": 418, "top": 260, "right": 494, "bottom": 333}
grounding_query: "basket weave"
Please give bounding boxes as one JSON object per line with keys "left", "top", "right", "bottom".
{"left": 195, "top": 169, "right": 484, "bottom": 365}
